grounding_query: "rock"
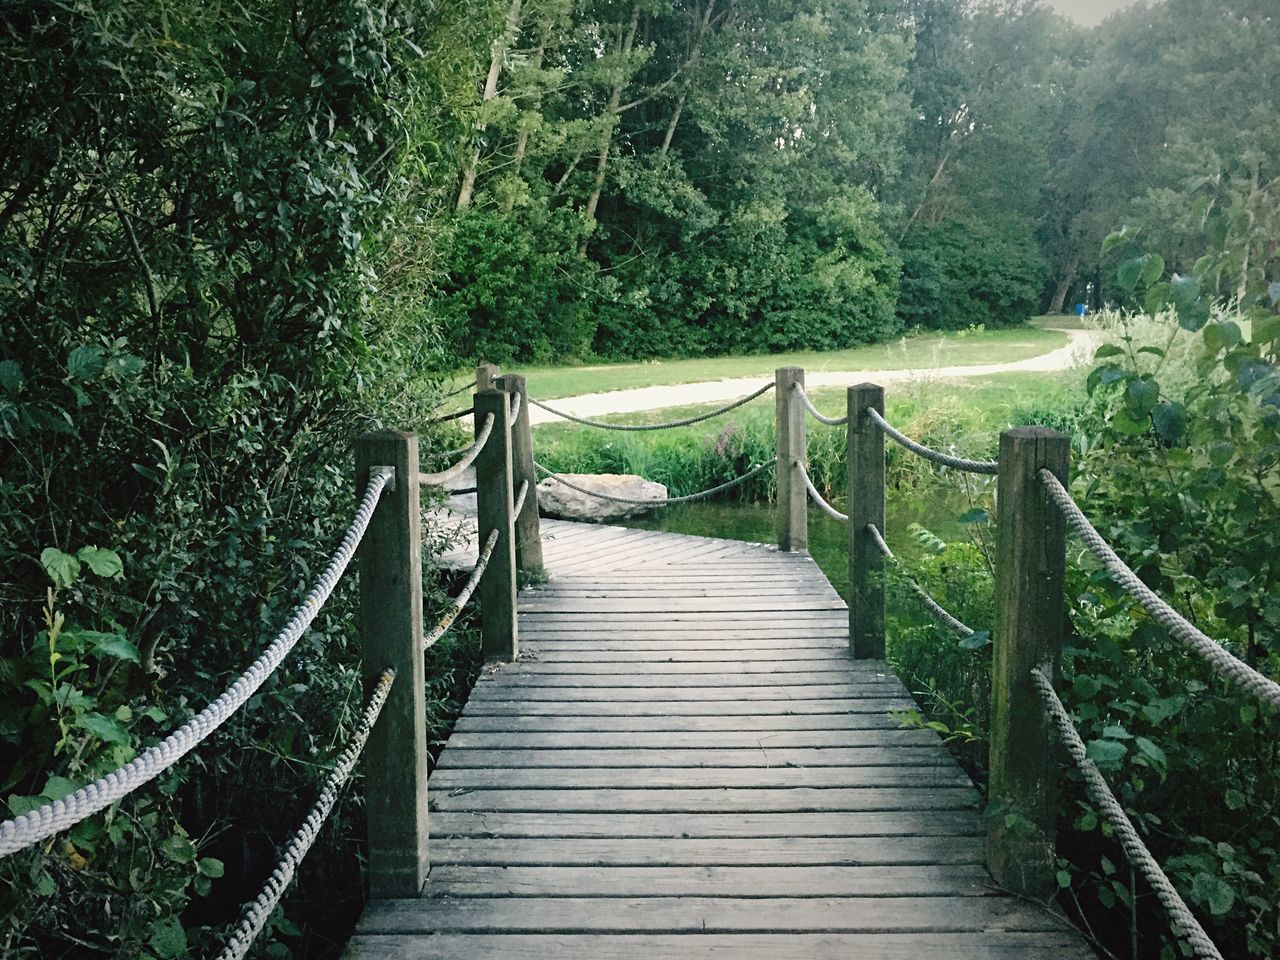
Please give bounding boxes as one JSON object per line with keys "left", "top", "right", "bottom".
{"left": 536, "top": 473, "right": 668, "bottom": 522}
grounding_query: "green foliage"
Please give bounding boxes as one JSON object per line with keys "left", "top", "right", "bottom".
{"left": 0, "top": 0, "right": 473, "bottom": 955}
{"left": 896, "top": 219, "right": 1048, "bottom": 330}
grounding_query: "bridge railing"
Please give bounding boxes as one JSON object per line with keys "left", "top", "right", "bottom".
{"left": 790, "top": 376, "right": 1276, "bottom": 960}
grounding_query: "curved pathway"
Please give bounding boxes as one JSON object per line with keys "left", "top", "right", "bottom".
{"left": 527, "top": 329, "right": 1094, "bottom": 426}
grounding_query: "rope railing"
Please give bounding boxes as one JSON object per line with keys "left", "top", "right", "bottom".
{"left": 420, "top": 413, "right": 495, "bottom": 486}
{"left": 796, "top": 460, "right": 849, "bottom": 524}
{"left": 0, "top": 469, "right": 392, "bottom": 859}
{"left": 427, "top": 406, "right": 471, "bottom": 425}
{"left": 424, "top": 528, "right": 500, "bottom": 650}
{"left": 513, "top": 478, "right": 530, "bottom": 518}
{"left": 533, "top": 459, "right": 775, "bottom": 507}
{"left": 866, "top": 522, "right": 977, "bottom": 638}
{"left": 794, "top": 383, "right": 848, "bottom": 425}
{"left": 527, "top": 382, "right": 774, "bottom": 432}
{"left": 507, "top": 390, "right": 522, "bottom": 424}
{"left": 866, "top": 407, "right": 999, "bottom": 475}
{"left": 215, "top": 668, "right": 396, "bottom": 960}
{"left": 441, "top": 379, "right": 475, "bottom": 401}
{"left": 1031, "top": 667, "right": 1224, "bottom": 960}
{"left": 1039, "top": 469, "right": 1280, "bottom": 709}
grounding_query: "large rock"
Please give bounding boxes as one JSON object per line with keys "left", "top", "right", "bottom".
{"left": 537, "top": 473, "right": 668, "bottom": 522}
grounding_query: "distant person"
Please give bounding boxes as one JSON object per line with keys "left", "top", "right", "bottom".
{"left": 1074, "top": 302, "right": 1088, "bottom": 317}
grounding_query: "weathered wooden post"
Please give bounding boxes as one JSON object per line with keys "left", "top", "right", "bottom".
{"left": 775, "top": 367, "right": 807, "bottom": 552}
{"left": 355, "top": 431, "right": 429, "bottom": 899}
{"left": 848, "top": 384, "right": 886, "bottom": 659}
{"left": 987, "top": 426, "right": 1070, "bottom": 896}
{"left": 473, "top": 388, "right": 518, "bottom": 660}
{"left": 476, "top": 363, "right": 500, "bottom": 393}
{"left": 497, "top": 374, "right": 544, "bottom": 579}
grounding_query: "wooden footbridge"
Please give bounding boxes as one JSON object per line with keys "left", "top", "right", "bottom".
{"left": 347, "top": 517, "right": 1092, "bottom": 958}
{"left": 17, "top": 364, "right": 1262, "bottom": 958}
{"left": 343, "top": 365, "right": 1095, "bottom": 959}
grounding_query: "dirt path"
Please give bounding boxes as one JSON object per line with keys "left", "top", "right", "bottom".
{"left": 526, "top": 329, "right": 1094, "bottom": 425}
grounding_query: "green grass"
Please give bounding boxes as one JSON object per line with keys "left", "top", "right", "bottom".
{"left": 443, "top": 326, "right": 1068, "bottom": 402}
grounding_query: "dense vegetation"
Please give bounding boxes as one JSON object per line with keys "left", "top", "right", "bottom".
{"left": 2, "top": 0, "right": 1277, "bottom": 958}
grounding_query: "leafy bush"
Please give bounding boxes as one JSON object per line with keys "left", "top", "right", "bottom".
{"left": 897, "top": 218, "right": 1047, "bottom": 330}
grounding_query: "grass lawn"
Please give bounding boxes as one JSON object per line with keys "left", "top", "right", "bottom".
{"left": 442, "top": 325, "right": 1069, "bottom": 402}
{"left": 532, "top": 368, "right": 1085, "bottom": 445}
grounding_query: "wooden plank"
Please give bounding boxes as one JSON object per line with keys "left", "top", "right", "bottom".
{"left": 345, "top": 932, "right": 1097, "bottom": 960}
{"left": 433, "top": 747, "right": 959, "bottom": 768}
{"left": 521, "top": 648, "right": 852, "bottom": 662}
{"left": 462, "top": 698, "right": 914, "bottom": 717}
{"left": 476, "top": 672, "right": 898, "bottom": 689}
{"left": 451, "top": 713, "right": 909, "bottom": 733}
{"left": 428, "top": 788, "right": 979, "bottom": 814}
{"left": 444, "top": 728, "right": 938, "bottom": 749}
{"left": 429, "top": 810, "right": 978, "bottom": 837}
{"left": 422, "top": 864, "right": 995, "bottom": 898}
{"left": 357, "top": 895, "right": 1076, "bottom": 934}
{"left": 426, "top": 835, "right": 986, "bottom": 866}
{"left": 429, "top": 766, "right": 968, "bottom": 790}
{"left": 464, "top": 684, "right": 898, "bottom": 702}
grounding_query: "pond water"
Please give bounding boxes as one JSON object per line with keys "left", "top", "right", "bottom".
{"left": 620, "top": 488, "right": 972, "bottom": 599}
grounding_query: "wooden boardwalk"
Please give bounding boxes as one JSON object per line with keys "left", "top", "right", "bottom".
{"left": 346, "top": 520, "right": 1093, "bottom": 959}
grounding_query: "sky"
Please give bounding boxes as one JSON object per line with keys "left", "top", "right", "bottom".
{"left": 1043, "top": 0, "right": 1149, "bottom": 26}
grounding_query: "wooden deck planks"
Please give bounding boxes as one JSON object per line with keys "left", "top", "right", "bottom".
{"left": 349, "top": 520, "right": 1093, "bottom": 959}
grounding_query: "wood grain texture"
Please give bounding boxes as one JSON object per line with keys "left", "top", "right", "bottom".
{"left": 351, "top": 519, "right": 1093, "bottom": 959}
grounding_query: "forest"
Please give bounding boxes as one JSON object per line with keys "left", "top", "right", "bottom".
{"left": 1, "top": 0, "right": 1277, "bottom": 957}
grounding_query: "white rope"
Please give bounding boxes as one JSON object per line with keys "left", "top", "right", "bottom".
{"left": 508, "top": 391, "right": 522, "bottom": 424}
{"left": 1039, "top": 470, "right": 1280, "bottom": 709}
{"left": 527, "top": 382, "right": 774, "bottom": 431}
{"left": 796, "top": 460, "right": 849, "bottom": 524}
{"left": 866, "top": 407, "right": 999, "bottom": 475}
{"left": 866, "top": 522, "right": 976, "bottom": 637}
{"left": 214, "top": 668, "right": 396, "bottom": 960}
{"left": 533, "top": 460, "right": 775, "bottom": 506}
{"left": 424, "top": 528, "right": 499, "bottom": 650}
{"left": 794, "top": 383, "right": 848, "bottom": 425}
{"left": 0, "top": 470, "right": 392, "bottom": 858}
{"left": 420, "top": 413, "right": 495, "bottom": 486}
{"left": 513, "top": 478, "right": 530, "bottom": 518}
{"left": 1031, "top": 667, "right": 1224, "bottom": 960}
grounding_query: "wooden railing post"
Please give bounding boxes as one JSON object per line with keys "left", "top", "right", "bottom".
{"left": 987, "top": 426, "right": 1070, "bottom": 896}
{"left": 775, "top": 367, "right": 807, "bottom": 552}
{"left": 473, "top": 388, "right": 518, "bottom": 660}
{"left": 355, "top": 431, "right": 429, "bottom": 899}
{"left": 848, "top": 383, "right": 886, "bottom": 659}
{"left": 476, "top": 363, "right": 500, "bottom": 393}
{"left": 497, "top": 374, "right": 544, "bottom": 579}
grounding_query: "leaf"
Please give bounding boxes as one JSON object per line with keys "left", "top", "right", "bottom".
{"left": 198, "top": 857, "right": 225, "bottom": 878}
{"left": 1134, "top": 736, "right": 1166, "bottom": 768}
{"left": 159, "top": 833, "right": 197, "bottom": 864}
{"left": 1056, "top": 869, "right": 1071, "bottom": 889}
{"left": 957, "top": 508, "right": 989, "bottom": 525}
{"left": 1101, "top": 226, "right": 1137, "bottom": 256}
{"left": 73, "top": 631, "right": 140, "bottom": 665}
{"left": 1085, "top": 738, "right": 1127, "bottom": 768}
{"left": 0, "top": 360, "right": 22, "bottom": 395}
{"left": 1223, "top": 788, "right": 1245, "bottom": 811}
{"left": 76, "top": 547, "right": 123, "bottom": 579}
{"left": 1086, "top": 364, "right": 1126, "bottom": 396}
{"left": 1152, "top": 402, "right": 1186, "bottom": 444}
{"left": 1269, "top": 281, "right": 1280, "bottom": 307}
{"left": 1135, "top": 345, "right": 1165, "bottom": 358}
{"left": 76, "top": 712, "right": 131, "bottom": 745}
{"left": 148, "top": 917, "right": 188, "bottom": 959}
{"left": 66, "top": 345, "right": 106, "bottom": 381}
{"left": 1109, "top": 408, "right": 1149, "bottom": 436}
{"left": 1116, "top": 255, "right": 1149, "bottom": 292}
{"left": 959, "top": 629, "right": 991, "bottom": 650}
{"left": 1093, "top": 343, "right": 1125, "bottom": 359}
{"left": 40, "top": 548, "right": 81, "bottom": 589}
{"left": 1190, "top": 873, "right": 1235, "bottom": 916}
{"left": 41, "top": 776, "right": 79, "bottom": 800}
{"left": 1252, "top": 312, "right": 1280, "bottom": 344}
{"left": 1073, "top": 675, "right": 1102, "bottom": 699}
{"left": 1125, "top": 378, "right": 1159, "bottom": 417}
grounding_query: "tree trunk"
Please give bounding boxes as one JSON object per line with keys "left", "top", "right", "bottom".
{"left": 660, "top": 93, "right": 685, "bottom": 155}
{"left": 456, "top": 0, "right": 524, "bottom": 212}
{"left": 1048, "top": 253, "right": 1079, "bottom": 315}
{"left": 580, "top": 4, "right": 640, "bottom": 252}
{"left": 502, "top": 34, "right": 547, "bottom": 214}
